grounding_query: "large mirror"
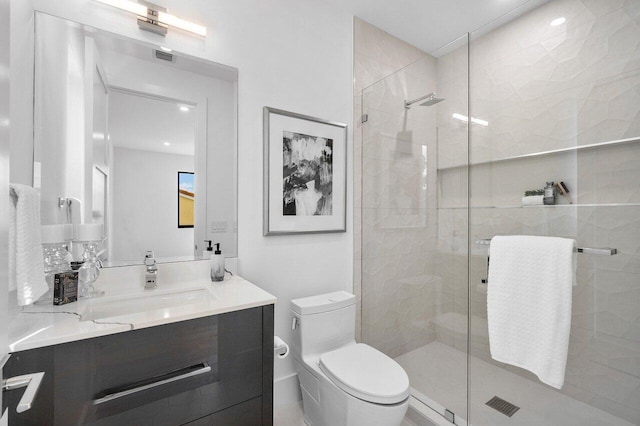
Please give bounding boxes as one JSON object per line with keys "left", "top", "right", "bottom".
{"left": 33, "top": 12, "right": 238, "bottom": 265}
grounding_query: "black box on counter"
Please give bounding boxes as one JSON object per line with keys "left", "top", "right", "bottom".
{"left": 53, "top": 271, "right": 78, "bottom": 305}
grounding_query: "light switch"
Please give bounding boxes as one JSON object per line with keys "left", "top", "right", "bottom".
{"left": 210, "top": 221, "right": 227, "bottom": 233}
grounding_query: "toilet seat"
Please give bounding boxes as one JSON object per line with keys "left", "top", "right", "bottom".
{"left": 319, "top": 343, "right": 410, "bottom": 405}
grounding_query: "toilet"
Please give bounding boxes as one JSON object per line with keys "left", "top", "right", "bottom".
{"left": 290, "top": 291, "right": 410, "bottom": 426}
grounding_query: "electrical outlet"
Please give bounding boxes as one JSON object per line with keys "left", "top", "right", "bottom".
{"left": 210, "top": 221, "right": 227, "bottom": 233}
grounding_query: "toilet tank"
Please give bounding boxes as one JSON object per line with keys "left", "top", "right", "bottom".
{"left": 291, "top": 291, "right": 355, "bottom": 359}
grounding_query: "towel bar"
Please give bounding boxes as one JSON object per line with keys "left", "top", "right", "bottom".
{"left": 475, "top": 239, "right": 617, "bottom": 256}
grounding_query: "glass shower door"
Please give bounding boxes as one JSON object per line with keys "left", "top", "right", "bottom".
{"left": 361, "top": 33, "right": 470, "bottom": 424}
{"left": 467, "top": 0, "right": 640, "bottom": 424}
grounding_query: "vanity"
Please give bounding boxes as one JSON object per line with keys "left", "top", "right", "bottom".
{"left": 3, "top": 8, "right": 271, "bottom": 424}
{"left": 4, "top": 263, "right": 276, "bottom": 425}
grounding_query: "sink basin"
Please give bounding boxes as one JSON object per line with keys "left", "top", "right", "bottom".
{"left": 79, "top": 287, "right": 216, "bottom": 322}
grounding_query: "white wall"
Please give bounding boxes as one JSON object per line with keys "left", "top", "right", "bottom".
{"left": 111, "top": 147, "right": 194, "bottom": 262}
{"left": 34, "top": 14, "right": 87, "bottom": 225}
{"left": 11, "top": 0, "right": 354, "bottom": 405}
{"left": 1, "top": 0, "right": 10, "bottom": 363}
{"left": 9, "top": 0, "right": 33, "bottom": 186}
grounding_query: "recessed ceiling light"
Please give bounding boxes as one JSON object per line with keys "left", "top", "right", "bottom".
{"left": 551, "top": 17, "right": 566, "bottom": 27}
{"left": 160, "top": 46, "right": 172, "bottom": 52}
{"left": 163, "top": 142, "right": 171, "bottom": 146}
{"left": 179, "top": 105, "right": 189, "bottom": 112}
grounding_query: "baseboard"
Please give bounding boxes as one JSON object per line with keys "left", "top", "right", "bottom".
{"left": 274, "top": 372, "right": 302, "bottom": 407}
{"left": 407, "top": 396, "right": 450, "bottom": 426}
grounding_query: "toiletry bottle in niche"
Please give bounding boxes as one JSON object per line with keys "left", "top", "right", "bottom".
{"left": 211, "top": 243, "right": 225, "bottom": 282}
{"left": 203, "top": 240, "right": 213, "bottom": 258}
{"left": 544, "top": 181, "right": 556, "bottom": 205}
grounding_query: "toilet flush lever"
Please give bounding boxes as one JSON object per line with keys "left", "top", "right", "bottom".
{"left": 291, "top": 317, "right": 298, "bottom": 330}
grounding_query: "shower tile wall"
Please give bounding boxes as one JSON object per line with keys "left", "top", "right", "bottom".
{"left": 356, "top": 21, "right": 448, "bottom": 357}
{"left": 432, "top": 38, "right": 470, "bottom": 355}
{"left": 360, "top": 69, "right": 440, "bottom": 357}
{"left": 353, "top": 18, "right": 428, "bottom": 343}
{"left": 434, "top": 0, "right": 640, "bottom": 423}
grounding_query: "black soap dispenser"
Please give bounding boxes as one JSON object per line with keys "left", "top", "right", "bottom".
{"left": 210, "top": 243, "right": 225, "bottom": 282}
{"left": 203, "top": 240, "right": 214, "bottom": 259}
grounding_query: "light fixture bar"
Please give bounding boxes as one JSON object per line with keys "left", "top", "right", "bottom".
{"left": 158, "top": 11, "right": 207, "bottom": 37}
{"left": 96, "top": 0, "right": 206, "bottom": 37}
{"left": 96, "top": 0, "right": 146, "bottom": 16}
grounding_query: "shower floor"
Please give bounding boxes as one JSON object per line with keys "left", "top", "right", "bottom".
{"left": 395, "top": 341, "right": 633, "bottom": 426}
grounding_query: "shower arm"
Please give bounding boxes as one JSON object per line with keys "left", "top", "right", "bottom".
{"left": 404, "top": 93, "right": 435, "bottom": 109}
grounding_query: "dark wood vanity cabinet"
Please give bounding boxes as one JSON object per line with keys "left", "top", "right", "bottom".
{"left": 3, "top": 305, "right": 274, "bottom": 425}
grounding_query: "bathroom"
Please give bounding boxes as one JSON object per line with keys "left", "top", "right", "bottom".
{"left": 1, "top": 0, "right": 639, "bottom": 425}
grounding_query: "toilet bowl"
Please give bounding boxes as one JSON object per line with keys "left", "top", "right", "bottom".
{"left": 291, "top": 291, "right": 410, "bottom": 426}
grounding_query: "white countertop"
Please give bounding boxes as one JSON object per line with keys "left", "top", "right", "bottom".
{"left": 8, "top": 263, "right": 276, "bottom": 352}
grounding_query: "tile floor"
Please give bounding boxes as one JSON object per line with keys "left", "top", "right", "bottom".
{"left": 274, "top": 340, "right": 633, "bottom": 425}
{"left": 273, "top": 402, "right": 305, "bottom": 426}
{"left": 273, "top": 401, "right": 419, "bottom": 426}
{"left": 395, "top": 341, "right": 634, "bottom": 426}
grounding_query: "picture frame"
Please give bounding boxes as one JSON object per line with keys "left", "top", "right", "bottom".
{"left": 177, "top": 171, "right": 195, "bottom": 228}
{"left": 263, "top": 107, "right": 347, "bottom": 235}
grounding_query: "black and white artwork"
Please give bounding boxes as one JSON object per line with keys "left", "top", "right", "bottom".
{"left": 282, "top": 131, "right": 333, "bottom": 216}
{"left": 264, "top": 107, "right": 347, "bottom": 235}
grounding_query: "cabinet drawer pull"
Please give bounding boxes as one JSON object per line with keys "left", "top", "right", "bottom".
{"left": 93, "top": 362, "right": 211, "bottom": 405}
{"left": 2, "top": 372, "right": 45, "bottom": 413}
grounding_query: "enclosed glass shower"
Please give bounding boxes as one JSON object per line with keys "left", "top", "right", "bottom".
{"left": 359, "top": 0, "right": 640, "bottom": 425}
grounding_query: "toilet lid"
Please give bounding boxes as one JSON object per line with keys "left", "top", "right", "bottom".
{"left": 319, "top": 343, "right": 410, "bottom": 404}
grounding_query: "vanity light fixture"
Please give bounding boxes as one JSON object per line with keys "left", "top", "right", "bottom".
{"left": 452, "top": 113, "right": 489, "bottom": 126}
{"left": 550, "top": 17, "right": 566, "bottom": 27}
{"left": 179, "top": 105, "right": 190, "bottom": 112}
{"left": 163, "top": 142, "right": 171, "bottom": 146}
{"left": 95, "top": 0, "right": 207, "bottom": 37}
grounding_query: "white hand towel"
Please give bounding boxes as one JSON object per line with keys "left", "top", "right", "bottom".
{"left": 487, "top": 235, "right": 575, "bottom": 389}
{"left": 521, "top": 195, "right": 544, "bottom": 206}
{"left": 9, "top": 183, "right": 47, "bottom": 306}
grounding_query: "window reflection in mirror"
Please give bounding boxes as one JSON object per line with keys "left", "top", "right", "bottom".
{"left": 178, "top": 171, "right": 195, "bottom": 229}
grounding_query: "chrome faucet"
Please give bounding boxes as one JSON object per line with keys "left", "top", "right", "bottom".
{"left": 144, "top": 251, "right": 158, "bottom": 289}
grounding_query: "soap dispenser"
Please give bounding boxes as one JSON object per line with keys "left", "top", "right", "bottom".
{"left": 210, "top": 243, "right": 225, "bottom": 282}
{"left": 203, "top": 240, "right": 214, "bottom": 258}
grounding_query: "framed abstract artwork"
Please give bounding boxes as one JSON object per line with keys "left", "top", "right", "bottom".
{"left": 263, "top": 107, "right": 347, "bottom": 235}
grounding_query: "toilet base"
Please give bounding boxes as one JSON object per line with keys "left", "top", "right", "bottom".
{"left": 296, "top": 359, "right": 409, "bottom": 426}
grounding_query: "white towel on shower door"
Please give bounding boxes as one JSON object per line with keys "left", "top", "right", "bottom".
{"left": 9, "top": 183, "right": 47, "bottom": 305}
{"left": 487, "top": 235, "right": 575, "bottom": 389}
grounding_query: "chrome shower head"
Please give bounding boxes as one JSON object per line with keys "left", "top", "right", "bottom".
{"left": 420, "top": 95, "right": 445, "bottom": 106}
{"left": 404, "top": 92, "right": 445, "bottom": 109}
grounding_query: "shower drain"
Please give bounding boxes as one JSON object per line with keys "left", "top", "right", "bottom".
{"left": 486, "top": 396, "right": 520, "bottom": 417}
